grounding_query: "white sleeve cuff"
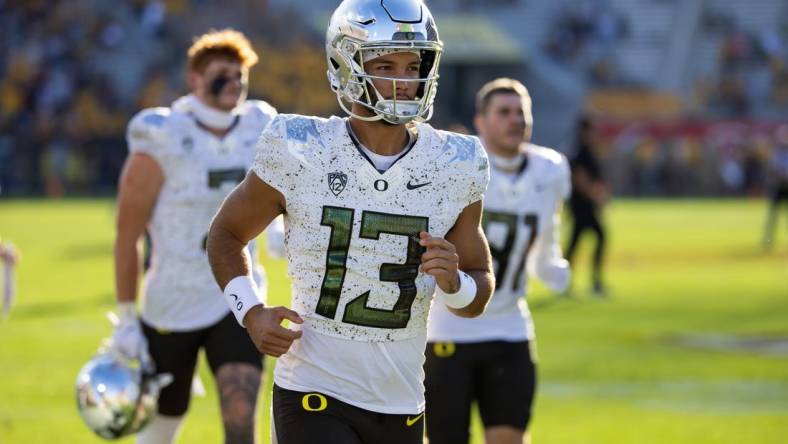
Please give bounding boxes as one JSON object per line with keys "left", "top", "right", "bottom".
{"left": 116, "top": 301, "right": 137, "bottom": 323}
{"left": 436, "top": 270, "right": 477, "bottom": 309}
{"left": 223, "top": 275, "right": 264, "bottom": 327}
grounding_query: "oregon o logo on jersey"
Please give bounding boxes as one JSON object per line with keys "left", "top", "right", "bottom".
{"left": 374, "top": 179, "right": 388, "bottom": 191}
{"left": 433, "top": 342, "right": 455, "bottom": 358}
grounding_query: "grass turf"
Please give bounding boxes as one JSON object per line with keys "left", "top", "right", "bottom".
{"left": 0, "top": 198, "right": 785, "bottom": 443}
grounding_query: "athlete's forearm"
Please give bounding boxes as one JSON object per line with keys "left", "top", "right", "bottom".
{"left": 448, "top": 268, "right": 494, "bottom": 318}
{"left": 114, "top": 234, "right": 142, "bottom": 304}
{"left": 207, "top": 173, "right": 285, "bottom": 291}
{"left": 529, "top": 208, "right": 570, "bottom": 292}
{"left": 206, "top": 222, "right": 254, "bottom": 290}
{"left": 113, "top": 152, "right": 163, "bottom": 305}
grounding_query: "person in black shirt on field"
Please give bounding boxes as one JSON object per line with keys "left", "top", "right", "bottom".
{"left": 566, "top": 115, "right": 609, "bottom": 295}
{"left": 763, "top": 141, "right": 788, "bottom": 250}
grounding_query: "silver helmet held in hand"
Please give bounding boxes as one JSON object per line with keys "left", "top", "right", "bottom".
{"left": 75, "top": 351, "right": 170, "bottom": 440}
{"left": 326, "top": 0, "right": 443, "bottom": 124}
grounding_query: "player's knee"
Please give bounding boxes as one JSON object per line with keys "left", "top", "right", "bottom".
{"left": 485, "top": 425, "right": 526, "bottom": 444}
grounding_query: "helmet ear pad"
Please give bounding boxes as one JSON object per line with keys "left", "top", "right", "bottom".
{"left": 326, "top": 46, "right": 347, "bottom": 94}
{"left": 327, "top": 44, "right": 366, "bottom": 101}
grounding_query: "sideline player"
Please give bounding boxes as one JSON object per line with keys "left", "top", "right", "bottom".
{"left": 763, "top": 138, "right": 788, "bottom": 249}
{"left": 425, "top": 78, "right": 571, "bottom": 444}
{"left": 113, "top": 29, "right": 277, "bottom": 444}
{"left": 206, "top": 1, "right": 494, "bottom": 443}
{"left": 0, "top": 238, "right": 18, "bottom": 319}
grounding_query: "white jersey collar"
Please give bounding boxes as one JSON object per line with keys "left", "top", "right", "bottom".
{"left": 172, "top": 94, "right": 240, "bottom": 130}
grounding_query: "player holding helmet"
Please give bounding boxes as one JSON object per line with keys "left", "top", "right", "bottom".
{"left": 112, "top": 29, "right": 277, "bottom": 444}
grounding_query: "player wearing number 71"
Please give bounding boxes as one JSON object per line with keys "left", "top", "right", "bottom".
{"left": 207, "top": 1, "right": 494, "bottom": 443}
{"left": 425, "top": 78, "right": 571, "bottom": 444}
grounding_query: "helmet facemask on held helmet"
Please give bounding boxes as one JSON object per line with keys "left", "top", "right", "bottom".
{"left": 326, "top": 0, "right": 443, "bottom": 125}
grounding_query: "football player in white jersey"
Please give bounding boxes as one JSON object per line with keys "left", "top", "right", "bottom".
{"left": 206, "top": 1, "right": 494, "bottom": 443}
{"left": 1, "top": 238, "right": 18, "bottom": 318}
{"left": 425, "top": 78, "right": 571, "bottom": 444}
{"left": 112, "top": 30, "right": 278, "bottom": 444}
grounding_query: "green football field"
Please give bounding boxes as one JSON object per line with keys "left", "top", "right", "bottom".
{"left": 0, "top": 198, "right": 786, "bottom": 443}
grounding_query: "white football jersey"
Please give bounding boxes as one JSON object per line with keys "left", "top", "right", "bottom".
{"left": 427, "top": 143, "right": 571, "bottom": 343}
{"left": 253, "top": 114, "right": 488, "bottom": 413}
{"left": 126, "top": 99, "right": 277, "bottom": 331}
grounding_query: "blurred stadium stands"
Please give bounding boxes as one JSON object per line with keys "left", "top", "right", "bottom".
{"left": 0, "top": 0, "right": 786, "bottom": 197}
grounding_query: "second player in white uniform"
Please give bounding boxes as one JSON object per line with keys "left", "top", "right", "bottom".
{"left": 130, "top": 97, "right": 275, "bottom": 330}
{"left": 425, "top": 78, "right": 571, "bottom": 444}
{"left": 112, "top": 30, "right": 277, "bottom": 444}
{"left": 428, "top": 144, "right": 570, "bottom": 343}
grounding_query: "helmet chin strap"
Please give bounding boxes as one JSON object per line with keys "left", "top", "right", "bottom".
{"left": 359, "top": 76, "right": 423, "bottom": 124}
{"left": 337, "top": 96, "right": 383, "bottom": 122}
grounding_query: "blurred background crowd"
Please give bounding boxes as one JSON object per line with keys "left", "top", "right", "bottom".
{"left": 0, "top": 0, "right": 786, "bottom": 198}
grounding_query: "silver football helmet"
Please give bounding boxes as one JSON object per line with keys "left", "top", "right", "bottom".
{"left": 75, "top": 350, "right": 171, "bottom": 440}
{"left": 326, "top": 0, "right": 443, "bottom": 124}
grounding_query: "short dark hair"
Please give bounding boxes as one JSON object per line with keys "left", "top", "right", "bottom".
{"left": 475, "top": 78, "right": 531, "bottom": 116}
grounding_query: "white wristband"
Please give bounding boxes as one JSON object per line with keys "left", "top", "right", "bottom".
{"left": 436, "top": 271, "right": 477, "bottom": 309}
{"left": 223, "top": 275, "right": 264, "bottom": 327}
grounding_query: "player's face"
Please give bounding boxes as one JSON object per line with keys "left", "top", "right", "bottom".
{"left": 191, "top": 58, "right": 247, "bottom": 111}
{"left": 476, "top": 93, "right": 529, "bottom": 155}
{"left": 364, "top": 52, "right": 421, "bottom": 101}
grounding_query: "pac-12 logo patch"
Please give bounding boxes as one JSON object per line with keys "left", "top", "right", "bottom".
{"left": 328, "top": 172, "right": 348, "bottom": 196}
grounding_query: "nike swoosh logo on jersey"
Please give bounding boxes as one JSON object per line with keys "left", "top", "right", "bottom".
{"left": 406, "top": 181, "right": 432, "bottom": 190}
{"left": 406, "top": 413, "right": 424, "bottom": 427}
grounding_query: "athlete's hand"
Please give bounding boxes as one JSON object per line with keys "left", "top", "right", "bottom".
{"left": 418, "top": 232, "right": 460, "bottom": 294}
{"left": 244, "top": 305, "right": 303, "bottom": 357}
{"left": 108, "top": 309, "right": 150, "bottom": 366}
{"left": 0, "top": 243, "right": 18, "bottom": 265}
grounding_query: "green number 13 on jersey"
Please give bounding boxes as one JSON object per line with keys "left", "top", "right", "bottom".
{"left": 316, "top": 206, "right": 428, "bottom": 329}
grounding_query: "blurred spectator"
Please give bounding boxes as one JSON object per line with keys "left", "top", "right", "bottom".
{"left": 743, "top": 137, "right": 771, "bottom": 196}
{"left": 0, "top": 0, "right": 785, "bottom": 198}
{"left": 770, "top": 59, "right": 788, "bottom": 106}
{"left": 543, "top": 0, "right": 627, "bottom": 85}
{"left": 0, "top": 0, "right": 330, "bottom": 196}
{"left": 719, "top": 145, "right": 746, "bottom": 192}
{"left": 630, "top": 137, "right": 661, "bottom": 195}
